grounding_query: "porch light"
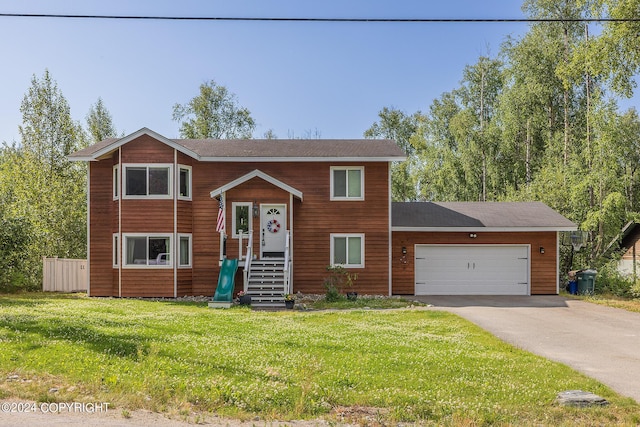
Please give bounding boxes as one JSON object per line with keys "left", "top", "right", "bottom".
{"left": 469, "top": 233, "right": 477, "bottom": 239}
{"left": 539, "top": 246, "right": 545, "bottom": 254}
{"left": 401, "top": 246, "right": 407, "bottom": 255}
{"left": 253, "top": 201, "right": 259, "bottom": 217}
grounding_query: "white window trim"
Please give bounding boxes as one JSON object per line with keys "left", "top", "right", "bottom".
{"left": 330, "top": 166, "right": 364, "bottom": 201}
{"left": 231, "top": 202, "right": 253, "bottom": 238}
{"left": 178, "top": 233, "right": 192, "bottom": 268}
{"left": 330, "top": 233, "right": 365, "bottom": 268}
{"left": 113, "top": 233, "right": 119, "bottom": 268}
{"left": 122, "top": 233, "right": 173, "bottom": 269}
{"left": 113, "top": 165, "right": 120, "bottom": 200}
{"left": 122, "top": 163, "right": 173, "bottom": 200}
{"left": 177, "top": 164, "right": 192, "bottom": 201}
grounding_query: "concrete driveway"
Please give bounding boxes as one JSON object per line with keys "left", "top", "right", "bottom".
{"left": 417, "top": 295, "right": 640, "bottom": 403}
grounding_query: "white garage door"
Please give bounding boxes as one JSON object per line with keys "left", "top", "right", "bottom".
{"left": 415, "top": 245, "right": 530, "bottom": 295}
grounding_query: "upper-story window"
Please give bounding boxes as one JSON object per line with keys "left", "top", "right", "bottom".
{"left": 123, "top": 164, "right": 173, "bottom": 199}
{"left": 330, "top": 166, "right": 364, "bottom": 200}
{"left": 178, "top": 165, "right": 192, "bottom": 200}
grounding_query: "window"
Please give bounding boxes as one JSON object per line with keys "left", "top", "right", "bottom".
{"left": 113, "top": 165, "right": 119, "bottom": 200}
{"left": 331, "top": 234, "right": 364, "bottom": 268}
{"left": 123, "top": 234, "right": 172, "bottom": 267}
{"left": 123, "top": 164, "right": 172, "bottom": 198}
{"left": 178, "top": 234, "right": 192, "bottom": 268}
{"left": 113, "top": 234, "right": 119, "bottom": 267}
{"left": 232, "top": 202, "right": 252, "bottom": 238}
{"left": 178, "top": 165, "right": 192, "bottom": 200}
{"left": 330, "top": 166, "right": 364, "bottom": 200}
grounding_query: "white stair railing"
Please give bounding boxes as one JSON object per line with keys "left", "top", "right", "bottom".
{"left": 283, "top": 230, "right": 291, "bottom": 295}
{"left": 243, "top": 230, "right": 253, "bottom": 293}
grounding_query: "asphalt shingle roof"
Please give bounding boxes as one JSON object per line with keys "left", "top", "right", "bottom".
{"left": 68, "top": 128, "right": 406, "bottom": 161}
{"left": 392, "top": 201, "right": 576, "bottom": 229}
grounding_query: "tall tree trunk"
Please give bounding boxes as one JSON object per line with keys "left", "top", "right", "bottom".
{"left": 563, "top": 25, "right": 570, "bottom": 166}
{"left": 585, "top": 23, "right": 592, "bottom": 170}
{"left": 526, "top": 118, "right": 532, "bottom": 184}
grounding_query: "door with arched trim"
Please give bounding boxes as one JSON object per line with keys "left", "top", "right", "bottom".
{"left": 260, "top": 204, "right": 286, "bottom": 258}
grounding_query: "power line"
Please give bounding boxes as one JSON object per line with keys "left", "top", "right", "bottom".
{"left": 0, "top": 13, "right": 638, "bottom": 23}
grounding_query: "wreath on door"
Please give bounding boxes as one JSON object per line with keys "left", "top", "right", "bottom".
{"left": 267, "top": 219, "right": 280, "bottom": 233}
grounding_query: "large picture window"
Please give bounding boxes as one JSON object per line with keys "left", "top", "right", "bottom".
{"left": 123, "top": 164, "right": 172, "bottom": 198}
{"left": 331, "top": 234, "right": 364, "bottom": 268}
{"left": 123, "top": 234, "right": 172, "bottom": 267}
{"left": 330, "top": 166, "right": 364, "bottom": 200}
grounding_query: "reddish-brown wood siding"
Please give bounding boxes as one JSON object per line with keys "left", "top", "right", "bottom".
{"left": 88, "top": 135, "right": 393, "bottom": 297}
{"left": 177, "top": 269, "right": 192, "bottom": 296}
{"left": 121, "top": 269, "right": 174, "bottom": 297}
{"left": 89, "top": 161, "right": 114, "bottom": 296}
{"left": 190, "top": 162, "right": 391, "bottom": 296}
{"left": 391, "top": 231, "right": 558, "bottom": 295}
{"left": 121, "top": 135, "right": 175, "bottom": 163}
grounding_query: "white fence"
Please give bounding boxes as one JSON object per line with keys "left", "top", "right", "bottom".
{"left": 42, "top": 257, "right": 87, "bottom": 292}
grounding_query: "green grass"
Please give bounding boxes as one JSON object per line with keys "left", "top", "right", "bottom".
{"left": 572, "top": 293, "right": 640, "bottom": 313}
{"left": 0, "top": 293, "right": 638, "bottom": 425}
{"left": 303, "top": 294, "right": 420, "bottom": 310}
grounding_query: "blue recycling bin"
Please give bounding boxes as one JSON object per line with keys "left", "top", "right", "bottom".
{"left": 568, "top": 280, "right": 578, "bottom": 295}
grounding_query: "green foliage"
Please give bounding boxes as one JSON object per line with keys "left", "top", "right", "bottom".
{"left": 172, "top": 80, "right": 256, "bottom": 139}
{"left": 86, "top": 97, "right": 121, "bottom": 143}
{"left": 0, "top": 294, "right": 637, "bottom": 424}
{"left": 0, "top": 216, "right": 36, "bottom": 292}
{"left": 364, "top": 107, "right": 425, "bottom": 201}
{"left": 367, "top": 0, "right": 640, "bottom": 272}
{"left": 0, "top": 70, "right": 88, "bottom": 289}
{"left": 322, "top": 265, "right": 358, "bottom": 302}
{"left": 594, "top": 261, "right": 637, "bottom": 298}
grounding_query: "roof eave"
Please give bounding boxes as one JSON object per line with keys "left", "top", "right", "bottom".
{"left": 210, "top": 169, "right": 303, "bottom": 201}
{"left": 391, "top": 226, "right": 578, "bottom": 232}
{"left": 78, "top": 128, "right": 201, "bottom": 161}
{"left": 198, "top": 156, "right": 406, "bottom": 162}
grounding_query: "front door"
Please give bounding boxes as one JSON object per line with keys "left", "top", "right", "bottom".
{"left": 260, "top": 204, "right": 287, "bottom": 258}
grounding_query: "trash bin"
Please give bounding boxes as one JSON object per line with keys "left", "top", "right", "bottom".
{"left": 577, "top": 269, "right": 597, "bottom": 295}
{"left": 568, "top": 280, "right": 578, "bottom": 295}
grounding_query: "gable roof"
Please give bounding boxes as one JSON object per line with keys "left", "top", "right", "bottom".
{"left": 68, "top": 127, "right": 406, "bottom": 162}
{"left": 210, "top": 169, "right": 303, "bottom": 201}
{"left": 392, "top": 202, "right": 576, "bottom": 232}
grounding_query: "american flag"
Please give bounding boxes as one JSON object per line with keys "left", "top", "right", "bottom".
{"left": 216, "top": 198, "right": 225, "bottom": 233}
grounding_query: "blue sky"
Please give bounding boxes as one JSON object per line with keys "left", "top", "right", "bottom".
{"left": 0, "top": 1, "right": 632, "bottom": 143}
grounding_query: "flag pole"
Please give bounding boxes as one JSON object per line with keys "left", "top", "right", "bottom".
{"left": 216, "top": 192, "right": 226, "bottom": 266}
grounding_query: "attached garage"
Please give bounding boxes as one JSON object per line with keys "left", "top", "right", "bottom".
{"left": 391, "top": 202, "right": 576, "bottom": 296}
{"left": 414, "top": 245, "right": 529, "bottom": 295}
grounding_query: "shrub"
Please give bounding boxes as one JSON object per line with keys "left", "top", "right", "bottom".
{"left": 595, "top": 262, "right": 635, "bottom": 298}
{"left": 0, "top": 216, "right": 38, "bottom": 292}
{"left": 322, "top": 265, "right": 358, "bottom": 302}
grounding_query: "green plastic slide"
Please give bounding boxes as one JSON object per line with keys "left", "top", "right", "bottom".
{"left": 213, "top": 258, "right": 239, "bottom": 302}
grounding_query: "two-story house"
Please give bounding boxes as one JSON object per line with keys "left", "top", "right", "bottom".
{"left": 69, "top": 128, "right": 405, "bottom": 303}
{"left": 69, "top": 128, "right": 576, "bottom": 304}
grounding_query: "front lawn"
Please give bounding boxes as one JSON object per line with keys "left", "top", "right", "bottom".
{"left": 0, "top": 293, "right": 637, "bottom": 425}
{"left": 575, "top": 294, "right": 640, "bottom": 313}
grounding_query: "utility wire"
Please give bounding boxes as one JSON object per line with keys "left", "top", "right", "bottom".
{"left": 0, "top": 13, "right": 638, "bottom": 23}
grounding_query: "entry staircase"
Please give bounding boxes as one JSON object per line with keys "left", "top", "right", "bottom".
{"left": 246, "top": 259, "right": 286, "bottom": 309}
